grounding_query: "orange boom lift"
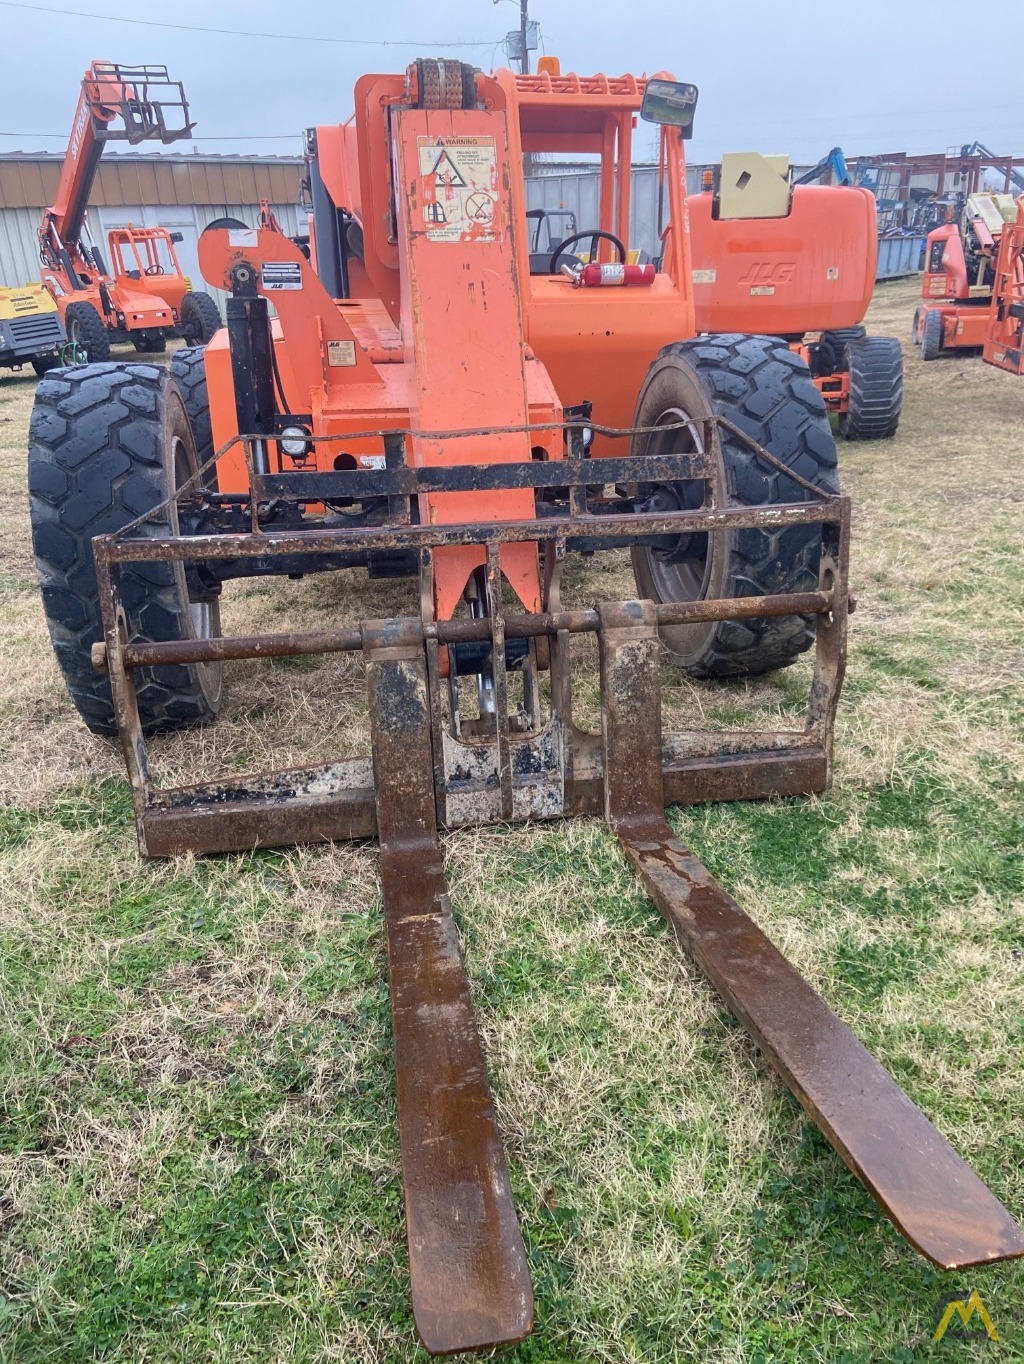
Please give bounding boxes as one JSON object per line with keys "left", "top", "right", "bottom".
{"left": 914, "top": 191, "right": 1024, "bottom": 373}
{"left": 28, "top": 59, "right": 1024, "bottom": 1355}
{"left": 688, "top": 153, "right": 904, "bottom": 440}
{"left": 38, "top": 61, "right": 221, "bottom": 361}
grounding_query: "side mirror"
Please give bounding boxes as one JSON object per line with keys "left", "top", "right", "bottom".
{"left": 169, "top": 231, "right": 184, "bottom": 244}
{"left": 640, "top": 80, "right": 698, "bottom": 137}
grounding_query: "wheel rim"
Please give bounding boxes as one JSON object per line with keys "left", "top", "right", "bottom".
{"left": 644, "top": 406, "right": 713, "bottom": 604}
{"left": 69, "top": 317, "right": 81, "bottom": 346}
{"left": 189, "top": 599, "right": 216, "bottom": 642}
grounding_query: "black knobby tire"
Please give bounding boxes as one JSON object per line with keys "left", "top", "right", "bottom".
{"left": 169, "top": 345, "right": 214, "bottom": 471}
{"left": 31, "top": 355, "right": 61, "bottom": 377}
{"left": 28, "top": 363, "right": 223, "bottom": 737}
{"left": 180, "top": 291, "right": 222, "bottom": 345}
{"left": 920, "top": 309, "right": 943, "bottom": 361}
{"left": 911, "top": 306, "right": 921, "bottom": 342}
{"left": 818, "top": 325, "right": 867, "bottom": 374}
{"left": 838, "top": 337, "right": 903, "bottom": 441}
{"left": 64, "top": 301, "right": 111, "bottom": 363}
{"left": 630, "top": 335, "right": 839, "bottom": 678}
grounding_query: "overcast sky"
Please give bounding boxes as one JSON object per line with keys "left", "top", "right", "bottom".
{"left": 1, "top": 0, "right": 1021, "bottom": 166}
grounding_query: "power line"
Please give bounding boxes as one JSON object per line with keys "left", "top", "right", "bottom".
{"left": 0, "top": 131, "right": 301, "bottom": 141}
{"left": 0, "top": 0, "right": 496, "bottom": 47}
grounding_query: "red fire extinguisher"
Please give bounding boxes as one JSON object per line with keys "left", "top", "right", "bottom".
{"left": 576, "top": 262, "right": 655, "bottom": 287}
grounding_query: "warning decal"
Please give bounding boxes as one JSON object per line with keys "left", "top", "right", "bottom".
{"left": 418, "top": 135, "right": 498, "bottom": 243}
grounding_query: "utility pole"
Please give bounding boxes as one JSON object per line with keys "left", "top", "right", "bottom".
{"left": 520, "top": 0, "right": 530, "bottom": 75}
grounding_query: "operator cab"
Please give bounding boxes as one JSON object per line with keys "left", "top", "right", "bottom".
{"left": 516, "top": 65, "right": 696, "bottom": 279}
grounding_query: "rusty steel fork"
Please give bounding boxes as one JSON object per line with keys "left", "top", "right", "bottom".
{"left": 598, "top": 600, "right": 1024, "bottom": 1272}
{"left": 360, "top": 595, "right": 1022, "bottom": 1357}
{"left": 363, "top": 619, "right": 533, "bottom": 1356}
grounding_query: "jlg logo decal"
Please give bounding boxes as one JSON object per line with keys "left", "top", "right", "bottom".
{"left": 738, "top": 261, "right": 796, "bottom": 286}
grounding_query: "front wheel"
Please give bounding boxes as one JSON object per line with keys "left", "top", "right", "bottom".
{"left": 630, "top": 335, "right": 839, "bottom": 677}
{"left": 28, "top": 363, "right": 223, "bottom": 736}
{"left": 64, "top": 301, "right": 110, "bottom": 363}
{"left": 920, "top": 309, "right": 943, "bottom": 361}
{"left": 180, "top": 291, "right": 222, "bottom": 345}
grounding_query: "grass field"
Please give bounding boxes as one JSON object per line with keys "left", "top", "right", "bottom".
{"left": 1, "top": 277, "right": 1022, "bottom": 1363}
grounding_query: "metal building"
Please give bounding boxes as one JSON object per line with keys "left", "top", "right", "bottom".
{"left": 0, "top": 151, "right": 304, "bottom": 310}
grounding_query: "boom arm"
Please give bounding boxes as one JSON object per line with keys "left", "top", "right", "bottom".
{"left": 41, "top": 62, "right": 194, "bottom": 279}
{"left": 794, "top": 146, "right": 851, "bottom": 187}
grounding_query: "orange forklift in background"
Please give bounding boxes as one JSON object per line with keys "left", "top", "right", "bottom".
{"left": 38, "top": 61, "right": 221, "bottom": 361}
{"left": 689, "top": 152, "right": 903, "bottom": 439}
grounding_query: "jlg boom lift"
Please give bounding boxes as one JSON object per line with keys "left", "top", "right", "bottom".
{"left": 688, "top": 152, "right": 904, "bottom": 439}
{"left": 38, "top": 61, "right": 221, "bottom": 362}
{"left": 914, "top": 190, "right": 1024, "bottom": 374}
{"left": 28, "top": 59, "right": 1024, "bottom": 1355}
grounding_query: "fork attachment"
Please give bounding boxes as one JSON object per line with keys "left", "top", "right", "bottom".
{"left": 92, "top": 454, "right": 1024, "bottom": 1352}
{"left": 364, "top": 619, "right": 532, "bottom": 1355}
{"left": 598, "top": 600, "right": 1024, "bottom": 1272}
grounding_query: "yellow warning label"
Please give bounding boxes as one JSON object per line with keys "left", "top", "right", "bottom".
{"left": 418, "top": 135, "right": 498, "bottom": 243}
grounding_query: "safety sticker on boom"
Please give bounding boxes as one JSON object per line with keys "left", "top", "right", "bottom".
{"left": 418, "top": 136, "right": 498, "bottom": 243}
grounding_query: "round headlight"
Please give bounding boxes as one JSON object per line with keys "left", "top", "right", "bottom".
{"left": 280, "top": 425, "right": 311, "bottom": 458}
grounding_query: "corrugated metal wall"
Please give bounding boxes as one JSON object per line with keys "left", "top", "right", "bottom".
{"left": 525, "top": 168, "right": 664, "bottom": 259}
{"left": 0, "top": 156, "right": 302, "bottom": 210}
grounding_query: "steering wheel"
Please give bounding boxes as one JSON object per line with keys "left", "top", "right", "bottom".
{"left": 549, "top": 229, "right": 627, "bottom": 275}
{"left": 145, "top": 265, "right": 166, "bottom": 276}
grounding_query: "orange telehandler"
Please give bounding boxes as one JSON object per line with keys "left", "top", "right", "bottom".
{"left": 37, "top": 61, "right": 221, "bottom": 361}
{"left": 27, "top": 58, "right": 1023, "bottom": 1355}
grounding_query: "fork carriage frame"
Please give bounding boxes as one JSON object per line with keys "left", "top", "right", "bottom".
{"left": 92, "top": 415, "right": 849, "bottom": 860}
{"left": 89, "top": 415, "right": 1024, "bottom": 1353}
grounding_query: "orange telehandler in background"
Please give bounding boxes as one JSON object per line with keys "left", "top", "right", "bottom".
{"left": 28, "top": 58, "right": 1024, "bottom": 1355}
{"left": 689, "top": 152, "right": 903, "bottom": 439}
{"left": 38, "top": 61, "right": 221, "bottom": 361}
{"left": 914, "top": 191, "right": 1024, "bottom": 374}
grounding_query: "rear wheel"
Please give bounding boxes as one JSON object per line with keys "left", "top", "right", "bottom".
{"left": 911, "top": 306, "right": 921, "bottom": 342}
{"left": 31, "top": 354, "right": 61, "bottom": 377}
{"left": 839, "top": 337, "right": 903, "bottom": 441}
{"left": 180, "top": 290, "right": 222, "bottom": 345}
{"left": 28, "top": 363, "right": 223, "bottom": 736}
{"left": 630, "top": 335, "right": 839, "bottom": 678}
{"left": 64, "top": 301, "right": 110, "bottom": 363}
{"left": 920, "top": 309, "right": 943, "bottom": 361}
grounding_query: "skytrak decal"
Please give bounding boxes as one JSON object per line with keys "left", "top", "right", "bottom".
{"left": 418, "top": 135, "right": 498, "bottom": 242}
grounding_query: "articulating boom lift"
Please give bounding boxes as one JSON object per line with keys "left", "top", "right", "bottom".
{"left": 914, "top": 190, "right": 1024, "bottom": 373}
{"left": 689, "top": 153, "right": 904, "bottom": 441}
{"left": 28, "top": 59, "right": 1024, "bottom": 1355}
{"left": 38, "top": 61, "right": 221, "bottom": 361}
